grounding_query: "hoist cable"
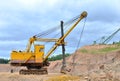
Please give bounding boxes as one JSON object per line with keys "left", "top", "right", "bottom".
{"left": 43, "top": 17, "right": 79, "bottom": 45}
{"left": 34, "top": 15, "right": 80, "bottom": 38}
{"left": 43, "top": 18, "right": 78, "bottom": 45}
{"left": 72, "top": 17, "right": 87, "bottom": 74}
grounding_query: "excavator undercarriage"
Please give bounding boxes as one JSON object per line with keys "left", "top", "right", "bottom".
{"left": 19, "top": 68, "right": 48, "bottom": 75}
{"left": 11, "top": 61, "right": 49, "bottom": 75}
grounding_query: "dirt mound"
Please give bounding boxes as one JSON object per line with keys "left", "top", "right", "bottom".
{"left": 0, "top": 72, "right": 65, "bottom": 81}
{"left": 48, "top": 44, "right": 120, "bottom": 80}
{"left": 0, "top": 64, "right": 25, "bottom": 72}
{"left": 46, "top": 75, "right": 80, "bottom": 81}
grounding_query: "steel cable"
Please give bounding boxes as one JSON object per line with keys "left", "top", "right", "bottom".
{"left": 34, "top": 15, "right": 80, "bottom": 38}
{"left": 72, "top": 17, "right": 87, "bottom": 74}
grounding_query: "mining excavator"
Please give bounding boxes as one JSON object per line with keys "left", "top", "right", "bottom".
{"left": 10, "top": 11, "right": 87, "bottom": 74}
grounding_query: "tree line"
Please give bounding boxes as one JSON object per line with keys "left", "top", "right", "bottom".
{"left": 0, "top": 58, "right": 9, "bottom": 64}
{"left": 48, "top": 53, "right": 70, "bottom": 61}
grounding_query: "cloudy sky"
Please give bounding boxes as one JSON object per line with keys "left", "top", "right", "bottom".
{"left": 0, "top": 0, "right": 120, "bottom": 58}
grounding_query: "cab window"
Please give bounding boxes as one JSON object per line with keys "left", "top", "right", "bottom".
{"left": 39, "top": 48, "right": 44, "bottom": 52}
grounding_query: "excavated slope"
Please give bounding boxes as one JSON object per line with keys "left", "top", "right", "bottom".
{"left": 48, "top": 44, "right": 120, "bottom": 80}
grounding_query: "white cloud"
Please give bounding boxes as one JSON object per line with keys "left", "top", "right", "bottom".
{"left": 0, "top": 0, "right": 120, "bottom": 58}
{"left": 17, "top": 0, "right": 59, "bottom": 8}
{"left": 0, "top": 20, "right": 8, "bottom": 28}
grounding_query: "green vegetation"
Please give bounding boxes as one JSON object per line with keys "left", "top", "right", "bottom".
{"left": 80, "top": 49, "right": 88, "bottom": 53}
{"left": 80, "top": 43, "right": 120, "bottom": 54}
{"left": 0, "top": 58, "right": 9, "bottom": 64}
{"left": 100, "top": 46, "right": 119, "bottom": 53}
{"left": 48, "top": 53, "right": 70, "bottom": 61}
{"left": 115, "top": 41, "right": 120, "bottom": 45}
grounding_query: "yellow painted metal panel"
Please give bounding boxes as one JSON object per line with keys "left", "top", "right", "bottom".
{"left": 11, "top": 51, "right": 33, "bottom": 61}
{"left": 35, "top": 52, "right": 44, "bottom": 63}
{"left": 34, "top": 45, "right": 44, "bottom": 63}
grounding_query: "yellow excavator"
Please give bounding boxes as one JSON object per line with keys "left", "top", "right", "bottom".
{"left": 10, "top": 11, "right": 87, "bottom": 74}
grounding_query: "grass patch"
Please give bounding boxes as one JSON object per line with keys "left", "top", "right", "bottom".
{"left": 99, "top": 47, "right": 119, "bottom": 53}
{"left": 79, "top": 44, "right": 120, "bottom": 54}
{"left": 80, "top": 49, "right": 88, "bottom": 53}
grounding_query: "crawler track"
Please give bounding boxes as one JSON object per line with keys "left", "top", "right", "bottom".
{"left": 19, "top": 68, "right": 48, "bottom": 75}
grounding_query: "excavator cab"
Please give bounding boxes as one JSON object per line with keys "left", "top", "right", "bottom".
{"left": 34, "top": 45, "right": 44, "bottom": 63}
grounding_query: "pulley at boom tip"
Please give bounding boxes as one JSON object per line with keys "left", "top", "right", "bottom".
{"left": 80, "top": 11, "right": 87, "bottom": 18}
